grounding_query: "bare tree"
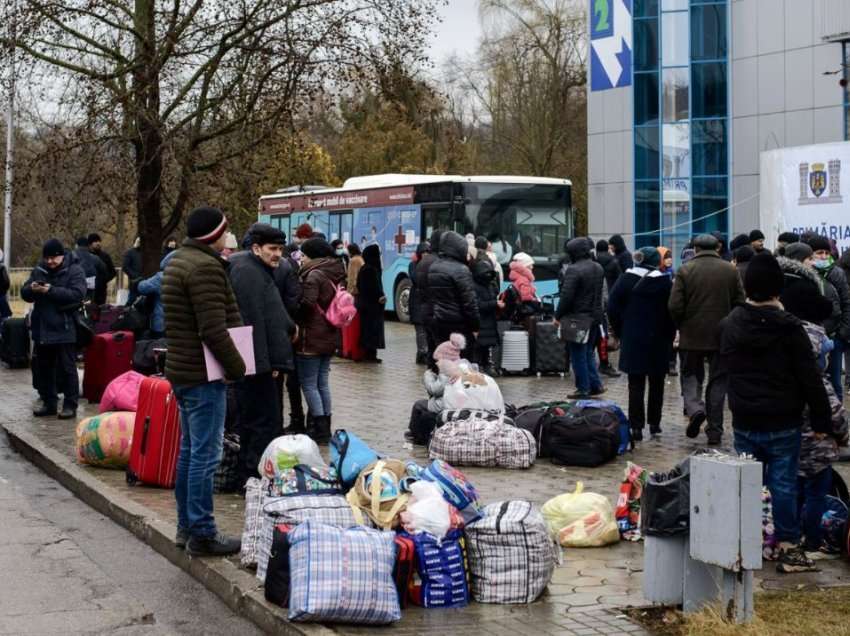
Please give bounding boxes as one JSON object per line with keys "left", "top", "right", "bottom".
{"left": 1, "top": 0, "right": 438, "bottom": 273}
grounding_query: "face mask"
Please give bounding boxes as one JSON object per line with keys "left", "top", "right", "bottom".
{"left": 814, "top": 258, "right": 831, "bottom": 270}
{"left": 336, "top": 248, "right": 345, "bottom": 256}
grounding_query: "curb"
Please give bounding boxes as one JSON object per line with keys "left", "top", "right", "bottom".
{"left": 2, "top": 419, "right": 336, "bottom": 636}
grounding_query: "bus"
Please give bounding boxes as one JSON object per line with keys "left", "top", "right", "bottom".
{"left": 258, "top": 174, "right": 574, "bottom": 321}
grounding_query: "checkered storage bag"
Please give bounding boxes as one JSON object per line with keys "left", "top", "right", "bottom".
{"left": 240, "top": 477, "right": 270, "bottom": 568}
{"left": 464, "top": 500, "right": 557, "bottom": 604}
{"left": 287, "top": 521, "right": 401, "bottom": 624}
{"left": 213, "top": 433, "right": 240, "bottom": 493}
{"left": 429, "top": 412, "right": 536, "bottom": 469}
{"left": 256, "top": 494, "right": 357, "bottom": 582}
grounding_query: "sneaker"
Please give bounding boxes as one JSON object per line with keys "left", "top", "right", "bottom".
{"left": 686, "top": 411, "right": 706, "bottom": 439}
{"left": 33, "top": 405, "right": 58, "bottom": 417}
{"left": 776, "top": 544, "right": 819, "bottom": 573}
{"left": 57, "top": 407, "right": 77, "bottom": 420}
{"left": 186, "top": 533, "right": 241, "bottom": 557}
{"left": 567, "top": 391, "right": 591, "bottom": 400}
{"left": 599, "top": 364, "right": 621, "bottom": 378}
{"left": 175, "top": 528, "right": 190, "bottom": 549}
{"left": 589, "top": 386, "right": 607, "bottom": 396}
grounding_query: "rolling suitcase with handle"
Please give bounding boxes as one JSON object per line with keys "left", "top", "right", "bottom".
{"left": 499, "top": 329, "right": 530, "bottom": 375}
{"left": 531, "top": 317, "right": 567, "bottom": 376}
{"left": 340, "top": 312, "right": 365, "bottom": 361}
{"left": 0, "top": 317, "right": 30, "bottom": 368}
{"left": 83, "top": 331, "right": 134, "bottom": 403}
{"left": 126, "top": 376, "right": 181, "bottom": 488}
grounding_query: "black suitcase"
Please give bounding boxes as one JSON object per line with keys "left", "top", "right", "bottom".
{"left": 531, "top": 317, "right": 567, "bottom": 375}
{"left": 1, "top": 318, "right": 30, "bottom": 368}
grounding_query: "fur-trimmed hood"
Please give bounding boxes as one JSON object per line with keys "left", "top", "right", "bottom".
{"left": 776, "top": 255, "right": 821, "bottom": 287}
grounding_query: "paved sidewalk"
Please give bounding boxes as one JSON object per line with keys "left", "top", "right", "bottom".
{"left": 2, "top": 321, "right": 849, "bottom": 635}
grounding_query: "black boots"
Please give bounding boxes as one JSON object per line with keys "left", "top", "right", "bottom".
{"left": 283, "top": 414, "right": 307, "bottom": 435}
{"left": 309, "top": 415, "right": 332, "bottom": 445}
{"left": 186, "top": 533, "right": 241, "bottom": 557}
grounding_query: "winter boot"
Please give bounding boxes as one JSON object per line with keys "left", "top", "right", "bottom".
{"left": 309, "top": 415, "right": 332, "bottom": 445}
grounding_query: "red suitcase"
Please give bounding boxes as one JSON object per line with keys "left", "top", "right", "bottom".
{"left": 341, "top": 313, "right": 365, "bottom": 361}
{"left": 82, "top": 331, "right": 135, "bottom": 402}
{"left": 393, "top": 534, "right": 416, "bottom": 608}
{"left": 126, "top": 376, "right": 181, "bottom": 488}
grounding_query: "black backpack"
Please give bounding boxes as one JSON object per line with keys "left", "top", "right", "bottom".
{"left": 543, "top": 405, "right": 619, "bottom": 467}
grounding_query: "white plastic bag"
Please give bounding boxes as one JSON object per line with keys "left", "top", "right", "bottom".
{"left": 443, "top": 370, "right": 504, "bottom": 413}
{"left": 399, "top": 480, "right": 451, "bottom": 540}
{"left": 541, "top": 482, "right": 614, "bottom": 539}
{"left": 258, "top": 434, "right": 326, "bottom": 480}
{"left": 558, "top": 509, "right": 620, "bottom": 547}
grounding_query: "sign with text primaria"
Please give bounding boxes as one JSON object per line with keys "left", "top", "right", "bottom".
{"left": 590, "top": 0, "right": 632, "bottom": 92}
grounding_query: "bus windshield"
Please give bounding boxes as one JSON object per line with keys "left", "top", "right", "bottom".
{"left": 459, "top": 182, "right": 572, "bottom": 278}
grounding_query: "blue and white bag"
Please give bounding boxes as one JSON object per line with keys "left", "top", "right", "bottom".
{"left": 330, "top": 429, "right": 379, "bottom": 491}
{"left": 287, "top": 521, "right": 401, "bottom": 624}
{"left": 403, "top": 529, "right": 469, "bottom": 608}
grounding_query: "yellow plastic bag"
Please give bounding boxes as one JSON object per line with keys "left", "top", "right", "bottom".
{"left": 558, "top": 510, "right": 620, "bottom": 547}
{"left": 540, "top": 482, "right": 614, "bottom": 538}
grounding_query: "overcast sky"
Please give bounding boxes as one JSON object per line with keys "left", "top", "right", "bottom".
{"left": 428, "top": 0, "right": 483, "bottom": 65}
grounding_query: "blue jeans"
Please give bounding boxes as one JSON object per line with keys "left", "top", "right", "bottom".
{"left": 296, "top": 354, "right": 332, "bottom": 416}
{"left": 798, "top": 468, "right": 832, "bottom": 551}
{"left": 734, "top": 427, "right": 802, "bottom": 544}
{"left": 827, "top": 338, "right": 845, "bottom": 398}
{"left": 568, "top": 341, "right": 602, "bottom": 395}
{"left": 174, "top": 381, "right": 226, "bottom": 538}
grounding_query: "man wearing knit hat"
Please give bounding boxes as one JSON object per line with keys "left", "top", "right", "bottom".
{"left": 162, "top": 206, "right": 246, "bottom": 556}
{"left": 669, "top": 233, "right": 745, "bottom": 444}
{"left": 87, "top": 233, "right": 116, "bottom": 305}
{"left": 749, "top": 229, "right": 768, "bottom": 254}
{"left": 719, "top": 252, "right": 830, "bottom": 573}
{"left": 21, "top": 239, "right": 87, "bottom": 419}
{"left": 806, "top": 234, "right": 850, "bottom": 396}
{"left": 776, "top": 231, "right": 800, "bottom": 256}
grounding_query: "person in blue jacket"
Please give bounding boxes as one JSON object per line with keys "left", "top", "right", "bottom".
{"left": 138, "top": 250, "right": 177, "bottom": 338}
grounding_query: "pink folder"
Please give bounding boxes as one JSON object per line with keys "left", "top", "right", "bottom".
{"left": 203, "top": 326, "right": 256, "bottom": 382}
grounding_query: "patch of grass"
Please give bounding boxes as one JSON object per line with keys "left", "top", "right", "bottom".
{"left": 627, "top": 586, "right": 850, "bottom": 635}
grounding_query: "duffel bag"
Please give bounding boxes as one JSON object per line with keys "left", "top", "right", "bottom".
{"left": 257, "top": 494, "right": 358, "bottom": 582}
{"left": 429, "top": 413, "right": 535, "bottom": 469}
{"left": 418, "top": 459, "right": 482, "bottom": 525}
{"left": 513, "top": 402, "right": 572, "bottom": 458}
{"left": 98, "top": 370, "right": 145, "bottom": 413}
{"left": 346, "top": 459, "right": 411, "bottom": 530}
{"left": 240, "top": 477, "right": 271, "bottom": 568}
{"left": 574, "top": 399, "right": 633, "bottom": 454}
{"left": 330, "top": 429, "right": 379, "bottom": 491}
{"left": 287, "top": 521, "right": 401, "bottom": 624}
{"left": 465, "top": 500, "right": 557, "bottom": 604}
{"left": 402, "top": 529, "right": 469, "bottom": 609}
{"left": 132, "top": 338, "right": 166, "bottom": 376}
{"left": 543, "top": 407, "right": 619, "bottom": 468}
{"left": 75, "top": 411, "right": 135, "bottom": 468}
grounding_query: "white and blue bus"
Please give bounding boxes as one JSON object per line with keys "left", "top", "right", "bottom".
{"left": 258, "top": 174, "right": 574, "bottom": 321}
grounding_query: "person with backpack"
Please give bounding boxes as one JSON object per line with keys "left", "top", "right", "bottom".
{"left": 607, "top": 247, "right": 675, "bottom": 441}
{"left": 356, "top": 244, "right": 386, "bottom": 363}
{"left": 294, "top": 237, "right": 347, "bottom": 443}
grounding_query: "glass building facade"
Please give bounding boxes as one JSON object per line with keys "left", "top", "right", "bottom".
{"left": 633, "top": 0, "right": 729, "bottom": 256}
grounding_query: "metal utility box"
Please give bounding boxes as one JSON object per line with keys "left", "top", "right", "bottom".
{"left": 689, "top": 455, "right": 762, "bottom": 572}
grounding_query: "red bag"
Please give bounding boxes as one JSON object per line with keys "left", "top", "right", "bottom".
{"left": 83, "top": 331, "right": 135, "bottom": 403}
{"left": 341, "top": 312, "right": 365, "bottom": 361}
{"left": 127, "top": 377, "right": 181, "bottom": 488}
{"left": 393, "top": 534, "right": 415, "bottom": 609}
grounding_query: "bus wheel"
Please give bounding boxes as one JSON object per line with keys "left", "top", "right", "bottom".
{"left": 394, "top": 278, "right": 412, "bottom": 323}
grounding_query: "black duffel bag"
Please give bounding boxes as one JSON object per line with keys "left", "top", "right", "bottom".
{"left": 543, "top": 405, "right": 619, "bottom": 467}
{"left": 641, "top": 458, "right": 691, "bottom": 537}
{"left": 132, "top": 338, "right": 167, "bottom": 375}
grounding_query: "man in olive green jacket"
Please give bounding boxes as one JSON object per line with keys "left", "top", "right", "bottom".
{"left": 162, "top": 207, "right": 246, "bottom": 557}
{"left": 669, "top": 233, "right": 745, "bottom": 445}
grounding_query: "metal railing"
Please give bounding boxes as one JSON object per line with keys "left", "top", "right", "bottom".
{"left": 5, "top": 267, "right": 126, "bottom": 316}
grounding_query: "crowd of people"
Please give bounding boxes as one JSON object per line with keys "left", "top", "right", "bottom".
{"left": 11, "top": 212, "right": 850, "bottom": 566}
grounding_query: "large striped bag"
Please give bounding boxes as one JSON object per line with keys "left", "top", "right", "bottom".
{"left": 429, "top": 411, "right": 536, "bottom": 469}
{"left": 287, "top": 521, "right": 401, "bottom": 624}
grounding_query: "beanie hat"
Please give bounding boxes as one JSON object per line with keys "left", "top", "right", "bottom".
{"left": 42, "top": 238, "right": 65, "bottom": 258}
{"left": 433, "top": 333, "right": 466, "bottom": 362}
{"left": 749, "top": 229, "right": 765, "bottom": 242}
{"left": 784, "top": 242, "right": 813, "bottom": 263}
{"left": 778, "top": 231, "right": 800, "bottom": 244}
{"left": 187, "top": 206, "right": 228, "bottom": 244}
{"left": 806, "top": 234, "right": 831, "bottom": 253}
{"left": 734, "top": 245, "right": 755, "bottom": 263}
{"left": 474, "top": 236, "right": 489, "bottom": 251}
{"left": 694, "top": 234, "right": 720, "bottom": 251}
{"left": 75, "top": 236, "right": 89, "bottom": 247}
{"left": 512, "top": 252, "right": 534, "bottom": 269}
{"left": 300, "top": 237, "right": 334, "bottom": 259}
{"left": 729, "top": 234, "right": 748, "bottom": 251}
{"left": 595, "top": 239, "right": 609, "bottom": 254}
{"left": 638, "top": 246, "right": 661, "bottom": 268}
{"left": 248, "top": 223, "right": 286, "bottom": 247}
{"left": 295, "top": 223, "right": 314, "bottom": 240}
{"left": 87, "top": 233, "right": 102, "bottom": 244}
{"left": 744, "top": 252, "right": 784, "bottom": 302}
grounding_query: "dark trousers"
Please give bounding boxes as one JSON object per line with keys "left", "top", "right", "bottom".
{"left": 681, "top": 350, "right": 726, "bottom": 437}
{"left": 798, "top": 468, "right": 832, "bottom": 551}
{"left": 627, "top": 373, "right": 665, "bottom": 430}
{"left": 236, "top": 372, "right": 282, "bottom": 485}
{"left": 474, "top": 343, "right": 492, "bottom": 370}
{"left": 285, "top": 366, "right": 305, "bottom": 424}
{"left": 425, "top": 324, "right": 439, "bottom": 372}
{"left": 35, "top": 343, "right": 78, "bottom": 410}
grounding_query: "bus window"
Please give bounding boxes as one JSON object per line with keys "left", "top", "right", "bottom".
{"left": 422, "top": 205, "right": 452, "bottom": 240}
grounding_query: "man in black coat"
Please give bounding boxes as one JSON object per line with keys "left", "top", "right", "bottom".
{"left": 608, "top": 234, "right": 633, "bottom": 273}
{"left": 556, "top": 238, "right": 605, "bottom": 399}
{"left": 595, "top": 239, "right": 622, "bottom": 291}
{"left": 88, "top": 233, "right": 116, "bottom": 306}
{"left": 21, "top": 239, "right": 87, "bottom": 419}
{"left": 720, "top": 252, "right": 829, "bottom": 573}
{"left": 416, "top": 230, "right": 443, "bottom": 368}
{"left": 122, "top": 238, "right": 143, "bottom": 304}
{"left": 228, "top": 224, "right": 295, "bottom": 488}
{"left": 73, "top": 236, "right": 106, "bottom": 302}
{"left": 427, "top": 230, "right": 480, "bottom": 359}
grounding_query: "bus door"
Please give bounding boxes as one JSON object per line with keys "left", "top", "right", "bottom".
{"left": 329, "top": 211, "right": 353, "bottom": 245}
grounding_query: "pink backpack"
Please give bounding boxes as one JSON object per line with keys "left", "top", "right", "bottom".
{"left": 320, "top": 283, "right": 357, "bottom": 328}
{"left": 99, "top": 370, "right": 146, "bottom": 413}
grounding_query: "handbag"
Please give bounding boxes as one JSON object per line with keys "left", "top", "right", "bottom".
{"left": 61, "top": 301, "right": 95, "bottom": 347}
{"left": 558, "top": 314, "right": 593, "bottom": 344}
{"left": 346, "top": 459, "right": 411, "bottom": 530}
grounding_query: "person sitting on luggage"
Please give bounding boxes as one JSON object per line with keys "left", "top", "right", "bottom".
{"left": 471, "top": 254, "right": 500, "bottom": 374}
{"left": 21, "top": 239, "right": 87, "bottom": 419}
{"left": 137, "top": 250, "right": 177, "bottom": 339}
{"left": 424, "top": 333, "right": 473, "bottom": 413}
